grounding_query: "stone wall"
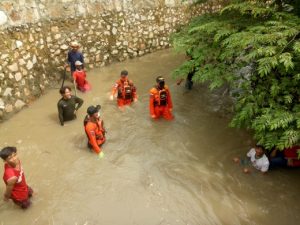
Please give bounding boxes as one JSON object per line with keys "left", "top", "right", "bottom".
{"left": 0, "top": 0, "right": 223, "bottom": 121}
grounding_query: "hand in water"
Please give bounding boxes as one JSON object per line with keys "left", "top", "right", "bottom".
{"left": 109, "top": 95, "right": 114, "bottom": 101}
{"left": 98, "top": 151, "right": 104, "bottom": 159}
{"left": 151, "top": 114, "right": 156, "bottom": 119}
{"left": 134, "top": 98, "right": 138, "bottom": 102}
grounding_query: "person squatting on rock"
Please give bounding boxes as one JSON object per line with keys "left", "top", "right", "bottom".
{"left": 57, "top": 86, "right": 84, "bottom": 126}
{"left": 66, "top": 41, "right": 84, "bottom": 74}
{"left": 110, "top": 70, "right": 137, "bottom": 108}
{"left": 84, "top": 105, "right": 106, "bottom": 159}
{"left": 149, "top": 76, "right": 174, "bottom": 120}
{"left": 73, "top": 60, "right": 91, "bottom": 92}
{"left": 233, "top": 144, "right": 270, "bottom": 174}
{"left": 0, "top": 146, "right": 33, "bottom": 209}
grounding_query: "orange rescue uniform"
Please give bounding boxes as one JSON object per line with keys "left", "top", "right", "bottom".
{"left": 149, "top": 85, "right": 173, "bottom": 120}
{"left": 84, "top": 118, "right": 106, "bottom": 154}
{"left": 73, "top": 70, "right": 91, "bottom": 92}
{"left": 111, "top": 78, "right": 137, "bottom": 107}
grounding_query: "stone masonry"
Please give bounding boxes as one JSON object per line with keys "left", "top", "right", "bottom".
{"left": 0, "top": 0, "right": 223, "bottom": 120}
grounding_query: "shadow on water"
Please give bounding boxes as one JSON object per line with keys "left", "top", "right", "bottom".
{"left": 0, "top": 49, "right": 299, "bottom": 225}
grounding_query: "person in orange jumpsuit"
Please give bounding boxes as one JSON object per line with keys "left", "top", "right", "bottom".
{"left": 149, "top": 76, "right": 173, "bottom": 120}
{"left": 84, "top": 105, "right": 106, "bottom": 158}
{"left": 73, "top": 61, "right": 91, "bottom": 92}
{"left": 110, "top": 70, "right": 137, "bottom": 108}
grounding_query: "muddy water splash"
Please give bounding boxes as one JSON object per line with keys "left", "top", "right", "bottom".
{"left": 0, "top": 49, "right": 299, "bottom": 225}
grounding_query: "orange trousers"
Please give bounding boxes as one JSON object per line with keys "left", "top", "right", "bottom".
{"left": 153, "top": 105, "right": 173, "bottom": 120}
{"left": 117, "top": 98, "right": 132, "bottom": 107}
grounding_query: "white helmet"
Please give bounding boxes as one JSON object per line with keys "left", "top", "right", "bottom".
{"left": 75, "top": 60, "right": 83, "bottom": 66}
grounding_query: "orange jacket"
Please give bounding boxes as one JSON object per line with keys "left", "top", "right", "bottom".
{"left": 111, "top": 78, "right": 137, "bottom": 100}
{"left": 84, "top": 118, "right": 106, "bottom": 154}
{"left": 149, "top": 85, "right": 173, "bottom": 115}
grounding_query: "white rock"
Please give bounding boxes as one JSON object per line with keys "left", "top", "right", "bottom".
{"left": 19, "top": 58, "right": 26, "bottom": 65}
{"left": 112, "top": 27, "right": 117, "bottom": 35}
{"left": 60, "top": 44, "right": 69, "bottom": 50}
{"left": 26, "top": 60, "right": 33, "bottom": 70}
{"left": 15, "top": 72, "right": 22, "bottom": 81}
{"left": 0, "top": 11, "right": 8, "bottom": 26}
{"left": 0, "top": 99, "right": 4, "bottom": 109}
{"left": 32, "top": 55, "right": 37, "bottom": 64}
{"left": 3, "top": 88, "right": 12, "bottom": 97}
{"left": 15, "top": 40, "right": 23, "bottom": 48}
{"left": 1, "top": 54, "right": 9, "bottom": 60}
{"left": 15, "top": 100, "right": 25, "bottom": 109}
{"left": 8, "top": 63, "right": 18, "bottom": 72}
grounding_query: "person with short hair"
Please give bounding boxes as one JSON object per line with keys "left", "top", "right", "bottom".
{"left": 149, "top": 76, "right": 173, "bottom": 120}
{"left": 84, "top": 105, "right": 106, "bottom": 159}
{"left": 0, "top": 146, "right": 33, "bottom": 209}
{"left": 110, "top": 70, "right": 137, "bottom": 108}
{"left": 57, "top": 86, "right": 84, "bottom": 126}
{"left": 233, "top": 144, "right": 270, "bottom": 174}
{"left": 66, "top": 41, "right": 84, "bottom": 74}
{"left": 73, "top": 60, "right": 91, "bottom": 92}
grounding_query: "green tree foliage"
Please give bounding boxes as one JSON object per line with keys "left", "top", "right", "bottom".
{"left": 172, "top": 0, "right": 300, "bottom": 150}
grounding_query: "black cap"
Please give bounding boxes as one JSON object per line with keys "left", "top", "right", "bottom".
{"left": 87, "top": 105, "right": 101, "bottom": 116}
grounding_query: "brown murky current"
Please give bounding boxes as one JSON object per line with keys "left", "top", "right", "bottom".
{"left": 0, "top": 49, "right": 299, "bottom": 225}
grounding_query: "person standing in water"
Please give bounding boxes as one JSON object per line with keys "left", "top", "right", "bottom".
{"left": 149, "top": 76, "right": 174, "bottom": 120}
{"left": 0, "top": 146, "right": 33, "bottom": 209}
{"left": 110, "top": 70, "right": 137, "bottom": 108}
{"left": 57, "top": 86, "right": 84, "bottom": 126}
{"left": 84, "top": 105, "right": 106, "bottom": 159}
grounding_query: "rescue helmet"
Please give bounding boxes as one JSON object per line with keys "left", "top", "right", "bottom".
{"left": 156, "top": 76, "right": 164, "bottom": 83}
{"left": 87, "top": 105, "right": 101, "bottom": 116}
{"left": 75, "top": 60, "right": 83, "bottom": 66}
{"left": 120, "top": 70, "right": 128, "bottom": 76}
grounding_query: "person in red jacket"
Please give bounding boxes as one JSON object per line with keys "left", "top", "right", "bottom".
{"left": 84, "top": 105, "right": 106, "bottom": 159}
{"left": 269, "top": 146, "right": 300, "bottom": 168}
{"left": 0, "top": 146, "right": 33, "bottom": 209}
{"left": 73, "top": 60, "right": 91, "bottom": 92}
{"left": 110, "top": 70, "right": 137, "bottom": 108}
{"left": 149, "top": 76, "right": 173, "bottom": 120}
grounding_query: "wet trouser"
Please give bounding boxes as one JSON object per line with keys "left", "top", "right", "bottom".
{"left": 12, "top": 186, "right": 33, "bottom": 209}
{"left": 117, "top": 98, "right": 132, "bottom": 107}
{"left": 185, "top": 79, "right": 193, "bottom": 90}
{"left": 153, "top": 105, "right": 173, "bottom": 120}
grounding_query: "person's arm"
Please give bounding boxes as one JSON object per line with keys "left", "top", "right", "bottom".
{"left": 3, "top": 177, "right": 17, "bottom": 201}
{"left": 110, "top": 82, "right": 118, "bottom": 100}
{"left": 85, "top": 126, "right": 101, "bottom": 154}
{"left": 74, "top": 96, "right": 84, "bottom": 111}
{"left": 246, "top": 148, "right": 254, "bottom": 158}
{"left": 57, "top": 101, "right": 64, "bottom": 126}
{"left": 176, "top": 78, "right": 184, "bottom": 85}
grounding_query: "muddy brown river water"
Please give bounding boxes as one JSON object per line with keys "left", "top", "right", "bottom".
{"left": 0, "top": 49, "right": 299, "bottom": 225}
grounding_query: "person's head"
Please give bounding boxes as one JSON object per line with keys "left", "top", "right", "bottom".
{"left": 87, "top": 105, "right": 101, "bottom": 119}
{"left": 156, "top": 76, "right": 165, "bottom": 89}
{"left": 75, "top": 60, "right": 83, "bottom": 69}
{"left": 0, "top": 147, "right": 18, "bottom": 167}
{"left": 70, "top": 41, "right": 80, "bottom": 51}
{"left": 120, "top": 70, "right": 128, "bottom": 81}
{"left": 59, "top": 86, "right": 72, "bottom": 99}
{"left": 255, "top": 144, "right": 265, "bottom": 157}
